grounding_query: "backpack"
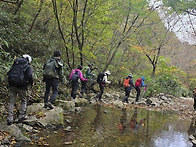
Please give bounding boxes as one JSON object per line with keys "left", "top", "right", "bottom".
{"left": 71, "top": 71, "right": 80, "bottom": 82}
{"left": 43, "top": 59, "right": 58, "bottom": 78}
{"left": 135, "top": 78, "right": 142, "bottom": 87}
{"left": 123, "top": 78, "right": 130, "bottom": 87}
{"left": 7, "top": 57, "right": 29, "bottom": 86}
{"left": 97, "top": 72, "right": 105, "bottom": 84}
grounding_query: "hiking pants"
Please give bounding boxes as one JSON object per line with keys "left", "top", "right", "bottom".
{"left": 71, "top": 81, "right": 79, "bottom": 99}
{"left": 44, "top": 78, "right": 59, "bottom": 104}
{"left": 96, "top": 84, "right": 104, "bottom": 100}
{"left": 135, "top": 87, "right": 141, "bottom": 102}
{"left": 7, "top": 86, "right": 27, "bottom": 122}
{"left": 122, "top": 86, "right": 131, "bottom": 103}
{"left": 81, "top": 80, "right": 87, "bottom": 96}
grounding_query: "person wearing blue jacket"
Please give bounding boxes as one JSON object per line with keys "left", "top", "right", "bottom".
{"left": 122, "top": 73, "right": 136, "bottom": 103}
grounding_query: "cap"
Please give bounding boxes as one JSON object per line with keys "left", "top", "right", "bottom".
{"left": 22, "top": 54, "right": 32, "bottom": 63}
{"left": 104, "top": 70, "right": 111, "bottom": 75}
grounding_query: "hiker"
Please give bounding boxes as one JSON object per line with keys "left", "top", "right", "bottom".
{"left": 135, "top": 76, "right": 147, "bottom": 102}
{"left": 43, "top": 51, "right": 64, "bottom": 109}
{"left": 7, "top": 54, "right": 33, "bottom": 125}
{"left": 80, "top": 64, "right": 96, "bottom": 97}
{"left": 69, "top": 65, "right": 88, "bottom": 99}
{"left": 193, "top": 87, "right": 196, "bottom": 110}
{"left": 122, "top": 73, "right": 136, "bottom": 103}
{"left": 96, "top": 70, "right": 111, "bottom": 102}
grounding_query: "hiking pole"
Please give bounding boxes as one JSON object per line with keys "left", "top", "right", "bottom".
{"left": 141, "top": 86, "right": 147, "bottom": 100}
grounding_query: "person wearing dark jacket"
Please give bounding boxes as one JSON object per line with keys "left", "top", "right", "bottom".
{"left": 96, "top": 70, "right": 111, "bottom": 102}
{"left": 69, "top": 65, "right": 88, "bottom": 99}
{"left": 7, "top": 54, "right": 34, "bottom": 125}
{"left": 43, "top": 51, "right": 64, "bottom": 109}
{"left": 122, "top": 73, "right": 136, "bottom": 103}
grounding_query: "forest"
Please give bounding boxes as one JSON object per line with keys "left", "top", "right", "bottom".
{"left": 0, "top": 0, "right": 196, "bottom": 101}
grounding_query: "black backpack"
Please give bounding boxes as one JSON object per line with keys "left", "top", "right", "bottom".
{"left": 71, "top": 71, "right": 80, "bottom": 82}
{"left": 97, "top": 72, "right": 105, "bottom": 84}
{"left": 7, "top": 57, "right": 29, "bottom": 86}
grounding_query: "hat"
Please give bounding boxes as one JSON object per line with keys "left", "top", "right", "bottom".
{"left": 128, "top": 73, "right": 133, "bottom": 78}
{"left": 104, "top": 70, "right": 111, "bottom": 75}
{"left": 53, "top": 50, "right": 61, "bottom": 57}
{"left": 22, "top": 54, "right": 32, "bottom": 63}
{"left": 141, "top": 76, "right": 145, "bottom": 81}
{"left": 77, "top": 65, "right": 83, "bottom": 70}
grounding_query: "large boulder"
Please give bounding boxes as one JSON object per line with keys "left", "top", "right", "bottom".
{"left": 27, "top": 103, "right": 64, "bottom": 127}
{"left": 55, "top": 100, "right": 75, "bottom": 111}
{"left": 0, "top": 123, "right": 31, "bottom": 143}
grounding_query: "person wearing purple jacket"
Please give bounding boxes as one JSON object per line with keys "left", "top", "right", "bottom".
{"left": 69, "top": 65, "right": 88, "bottom": 99}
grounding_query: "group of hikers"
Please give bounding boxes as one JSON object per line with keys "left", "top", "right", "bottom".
{"left": 6, "top": 50, "right": 196, "bottom": 126}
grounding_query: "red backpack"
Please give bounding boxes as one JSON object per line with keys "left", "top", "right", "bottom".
{"left": 123, "top": 78, "right": 130, "bottom": 87}
{"left": 135, "top": 78, "right": 142, "bottom": 87}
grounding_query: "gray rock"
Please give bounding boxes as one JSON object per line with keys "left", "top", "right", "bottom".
{"left": 22, "top": 124, "right": 33, "bottom": 132}
{"left": 37, "top": 107, "right": 64, "bottom": 127}
{"left": 55, "top": 100, "right": 75, "bottom": 111}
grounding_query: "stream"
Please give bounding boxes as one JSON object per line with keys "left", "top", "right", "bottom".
{"left": 24, "top": 104, "right": 193, "bottom": 147}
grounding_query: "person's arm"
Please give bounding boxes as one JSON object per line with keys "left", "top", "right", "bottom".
{"left": 141, "top": 80, "right": 146, "bottom": 87}
{"left": 69, "top": 70, "right": 74, "bottom": 80}
{"left": 129, "top": 78, "right": 136, "bottom": 88}
{"left": 26, "top": 65, "right": 33, "bottom": 87}
{"left": 103, "top": 75, "right": 111, "bottom": 84}
{"left": 87, "top": 68, "right": 94, "bottom": 77}
{"left": 79, "top": 71, "right": 88, "bottom": 81}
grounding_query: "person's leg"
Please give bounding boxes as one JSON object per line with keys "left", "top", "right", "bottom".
{"left": 18, "top": 88, "right": 27, "bottom": 121}
{"left": 71, "top": 82, "right": 79, "bottom": 99}
{"left": 194, "top": 97, "right": 196, "bottom": 110}
{"left": 123, "top": 87, "right": 131, "bottom": 103}
{"left": 7, "top": 86, "right": 17, "bottom": 124}
{"left": 135, "top": 87, "right": 141, "bottom": 102}
{"left": 97, "top": 84, "right": 104, "bottom": 101}
{"left": 80, "top": 81, "right": 87, "bottom": 97}
{"left": 49, "top": 79, "right": 58, "bottom": 103}
{"left": 44, "top": 79, "right": 52, "bottom": 104}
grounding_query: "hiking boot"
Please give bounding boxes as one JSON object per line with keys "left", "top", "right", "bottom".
{"left": 44, "top": 102, "right": 53, "bottom": 109}
{"left": 7, "top": 121, "right": 13, "bottom": 125}
{"left": 18, "top": 117, "right": 27, "bottom": 123}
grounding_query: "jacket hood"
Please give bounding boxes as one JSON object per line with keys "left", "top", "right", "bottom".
{"left": 141, "top": 76, "right": 145, "bottom": 81}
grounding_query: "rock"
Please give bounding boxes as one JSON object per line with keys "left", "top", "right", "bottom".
{"left": 65, "top": 126, "right": 71, "bottom": 131}
{"left": 192, "top": 139, "right": 196, "bottom": 145}
{"left": 22, "top": 124, "right": 33, "bottom": 132}
{"left": 55, "top": 100, "right": 75, "bottom": 111}
{"left": 75, "top": 107, "right": 82, "bottom": 112}
{"left": 113, "top": 100, "right": 123, "bottom": 108}
{"left": 37, "top": 107, "right": 64, "bottom": 127}
{"left": 146, "top": 98, "right": 152, "bottom": 105}
{"left": 189, "top": 135, "right": 195, "bottom": 140}
{"left": 161, "top": 96, "right": 168, "bottom": 101}
{"left": 74, "top": 98, "right": 89, "bottom": 107}
{"left": 24, "top": 115, "right": 38, "bottom": 126}
{"left": 0, "top": 124, "right": 31, "bottom": 143}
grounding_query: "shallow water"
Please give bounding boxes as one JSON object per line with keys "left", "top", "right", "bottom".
{"left": 25, "top": 104, "right": 193, "bottom": 147}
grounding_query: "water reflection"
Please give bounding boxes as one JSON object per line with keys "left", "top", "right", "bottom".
{"left": 118, "top": 108, "right": 127, "bottom": 133}
{"left": 118, "top": 106, "right": 150, "bottom": 137}
{"left": 91, "top": 104, "right": 104, "bottom": 132}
